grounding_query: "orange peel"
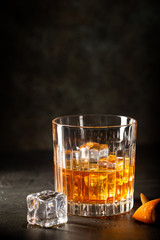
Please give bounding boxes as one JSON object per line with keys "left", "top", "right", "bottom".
{"left": 140, "top": 193, "right": 157, "bottom": 222}
{"left": 140, "top": 193, "right": 149, "bottom": 205}
{"left": 80, "top": 142, "right": 99, "bottom": 149}
{"left": 132, "top": 198, "right": 160, "bottom": 224}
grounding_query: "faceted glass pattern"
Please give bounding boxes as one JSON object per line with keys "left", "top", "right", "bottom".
{"left": 52, "top": 115, "right": 137, "bottom": 217}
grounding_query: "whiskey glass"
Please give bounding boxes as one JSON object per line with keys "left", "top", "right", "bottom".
{"left": 52, "top": 114, "right": 137, "bottom": 217}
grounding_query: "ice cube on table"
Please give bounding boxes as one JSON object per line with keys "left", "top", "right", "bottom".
{"left": 26, "top": 190, "right": 67, "bottom": 228}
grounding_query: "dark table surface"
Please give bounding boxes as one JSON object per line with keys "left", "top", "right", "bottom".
{"left": 0, "top": 145, "right": 160, "bottom": 240}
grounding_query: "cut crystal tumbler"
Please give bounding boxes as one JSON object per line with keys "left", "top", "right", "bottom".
{"left": 52, "top": 115, "right": 137, "bottom": 217}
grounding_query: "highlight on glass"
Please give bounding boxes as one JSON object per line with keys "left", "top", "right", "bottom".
{"left": 52, "top": 115, "right": 137, "bottom": 217}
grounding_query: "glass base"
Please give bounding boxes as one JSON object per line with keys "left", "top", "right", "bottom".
{"left": 68, "top": 196, "right": 134, "bottom": 217}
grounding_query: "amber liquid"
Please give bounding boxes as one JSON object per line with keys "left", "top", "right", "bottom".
{"left": 58, "top": 155, "right": 135, "bottom": 204}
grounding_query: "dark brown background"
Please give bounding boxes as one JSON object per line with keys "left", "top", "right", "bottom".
{"left": 1, "top": 0, "right": 160, "bottom": 152}
{"left": 0, "top": 2, "right": 160, "bottom": 239}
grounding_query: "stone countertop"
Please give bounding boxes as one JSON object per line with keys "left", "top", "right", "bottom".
{"left": 0, "top": 146, "right": 160, "bottom": 240}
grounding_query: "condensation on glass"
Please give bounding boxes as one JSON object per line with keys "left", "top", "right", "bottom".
{"left": 52, "top": 115, "right": 137, "bottom": 217}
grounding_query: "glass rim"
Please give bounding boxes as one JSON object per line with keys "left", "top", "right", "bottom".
{"left": 52, "top": 114, "right": 137, "bottom": 129}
